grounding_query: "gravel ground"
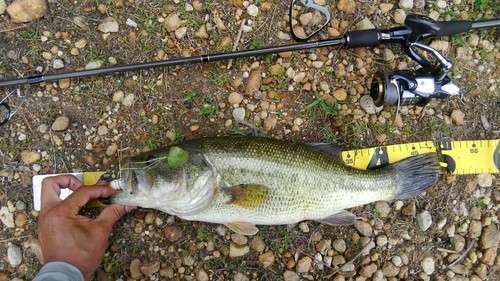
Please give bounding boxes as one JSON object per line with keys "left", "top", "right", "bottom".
{"left": 0, "top": 0, "right": 499, "bottom": 280}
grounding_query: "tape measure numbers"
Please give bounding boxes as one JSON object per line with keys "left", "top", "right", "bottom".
{"left": 342, "top": 139, "right": 500, "bottom": 174}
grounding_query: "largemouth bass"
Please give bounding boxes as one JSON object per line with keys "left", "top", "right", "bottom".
{"left": 110, "top": 137, "right": 440, "bottom": 235}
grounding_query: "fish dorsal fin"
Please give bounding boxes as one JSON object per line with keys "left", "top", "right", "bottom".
{"left": 316, "top": 210, "right": 358, "bottom": 226}
{"left": 304, "top": 143, "right": 343, "bottom": 158}
{"left": 225, "top": 184, "right": 270, "bottom": 209}
{"left": 226, "top": 222, "right": 259, "bottom": 235}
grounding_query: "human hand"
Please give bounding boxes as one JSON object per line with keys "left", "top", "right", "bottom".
{"left": 38, "top": 174, "right": 133, "bottom": 280}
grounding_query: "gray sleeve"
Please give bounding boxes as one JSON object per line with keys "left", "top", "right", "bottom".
{"left": 33, "top": 261, "right": 84, "bottom": 281}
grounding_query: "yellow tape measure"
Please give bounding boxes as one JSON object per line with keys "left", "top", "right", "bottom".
{"left": 342, "top": 139, "right": 500, "bottom": 174}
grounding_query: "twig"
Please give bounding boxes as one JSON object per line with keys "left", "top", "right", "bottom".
{"left": 0, "top": 23, "right": 32, "bottom": 33}
{"left": 19, "top": 109, "right": 33, "bottom": 132}
{"left": 227, "top": 19, "right": 246, "bottom": 70}
{"left": 0, "top": 235, "right": 31, "bottom": 243}
{"left": 437, "top": 247, "right": 459, "bottom": 254}
{"left": 236, "top": 118, "right": 267, "bottom": 135}
{"left": 446, "top": 240, "right": 476, "bottom": 269}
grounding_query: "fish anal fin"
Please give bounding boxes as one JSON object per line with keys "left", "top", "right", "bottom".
{"left": 226, "top": 222, "right": 259, "bottom": 235}
{"left": 226, "top": 184, "right": 270, "bottom": 209}
{"left": 316, "top": 210, "right": 357, "bottom": 226}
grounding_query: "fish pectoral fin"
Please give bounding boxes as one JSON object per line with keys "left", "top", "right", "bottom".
{"left": 225, "top": 184, "right": 270, "bottom": 209}
{"left": 316, "top": 210, "right": 358, "bottom": 226}
{"left": 226, "top": 222, "right": 259, "bottom": 235}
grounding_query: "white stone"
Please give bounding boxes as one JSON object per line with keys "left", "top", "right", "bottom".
{"left": 85, "top": 60, "right": 103, "bottom": 70}
{"left": 7, "top": 244, "right": 23, "bottom": 267}
{"left": 53, "top": 59, "right": 64, "bottom": 69}
{"left": 175, "top": 26, "right": 188, "bottom": 39}
{"left": 436, "top": 0, "right": 446, "bottom": 9}
{"left": 0, "top": 206, "right": 14, "bottom": 228}
{"left": 399, "top": 0, "right": 414, "bottom": 10}
{"left": 33, "top": 164, "right": 42, "bottom": 172}
{"left": 0, "top": 0, "right": 6, "bottom": 15}
{"left": 122, "top": 94, "right": 135, "bottom": 107}
{"left": 112, "top": 90, "right": 124, "bottom": 103}
{"left": 299, "top": 222, "right": 309, "bottom": 233}
{"left": 126, "top": 18, "right": 138, "bottom": 28}
{"left": 359, "top": 95, "right": 381, "bottom": 114}
{"left": 357, "top": 17, "right": 375, "bottom": 30}
{"left": 247, "top": 4, "right": 258, "bottom": 17}
{"left": 417, "top": 211, "right": 432, "bottom": 232}
{"left": 232, "top": 108, "right": 245, "bottom": 121}
{"left": 165, "top": 13, "right": 182, "bottom": 32}
{"left": 477, "top": 173, "right": 492, "bottom": 187}
{"left": 312, "top": 61, "right": 324, "bottom": 69}
{"left": 421, "top": 257, "right": 435, "bottom": 275}
{"left": 37, "top": 124, "right": 48, "bottom": 133}
{"left": 292, "top": 72, "right": 306, "bottom": 83}
{"left": 391, "top": 255, "right": 402, "bottom": 266}
{"left": 393, "top": 9, "right": 406, "bottom": 24}
{"left": 98, "top": 17, "right": 119, "bottom": 33}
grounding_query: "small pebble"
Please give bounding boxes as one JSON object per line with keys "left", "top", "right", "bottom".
{"left": 391, "top": 255, "right": 402, "bottom": 267}
{"left": 7, "top": 244, "right": 23, "bottom": 267}
{"left": 421, "top": 257, "right": 435, "bottom": 275}
{"left": 354, "top": 221, "right": 373, "bottom": 236}
{"left": 122, "top": 94, "right": 135, "bottom": 107}
{"left": 299, "top": 222, "right": 309, "bottom": 233}
{"left": 228, "top": 92, "right": 243, "bottom": 105}
{"left": 98, "top": 17, "right": 119, "bottom": 33}
{"left": 229, "top": 243, "right": 250, "bottom": 258}
{"left": 376, "top": 235, "right": 388, "bottom": 247}
{"left": 295, "top": 256, "right": 312, "bottom": 273}
{"left": 112, "top": 90, "right": 125, "bottom": 103}
{"left": 232, "top": 108, "right": 245, "bottom": 121}
{"left": 417, "top": 210, "right": 432, "bottom": 231}
{"left": 332, "top": 239, "right": 346, "bottom": 253}
{"left": 20, "top": 151, "right": 41, "bottom": 165}
{"left": 53, "top": 59, "right": 64, "bottom": 69}
{"left": 450, "top": 109, "right": 465, "bottom": 125}
{"left": 247, "top": 4, "right": 258, "bottom": 17}
{"left": 399, "top": 0, "right": 414, "bottom": 10}
{"left": 85, "top": 60, "right": 103, "bottom": 70}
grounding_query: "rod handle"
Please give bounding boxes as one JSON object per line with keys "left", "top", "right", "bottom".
{"left": 346, "top": 29, "right": 381, "bottom": 48}
{"left": 434, "top": 20, "right": 472, "bottom": 36}
{"left": 405, "top": 15, "right": 472, "bottom": 41}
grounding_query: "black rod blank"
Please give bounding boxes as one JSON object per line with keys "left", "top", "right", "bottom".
{"left": 0, "top": 38, "right": 345, "bottom": 88}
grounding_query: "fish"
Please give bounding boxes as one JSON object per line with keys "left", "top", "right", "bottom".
{"left": 109, "top": 137, "right": 440, "bottom": 235}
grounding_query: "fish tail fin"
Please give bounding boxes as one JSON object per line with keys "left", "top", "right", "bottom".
{"left": 393, "top": 153, "right": 440, "bottom": 200}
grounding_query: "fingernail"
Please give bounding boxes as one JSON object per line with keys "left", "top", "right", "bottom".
{"left": 125, "top": 205, "right": 137, "bottom": 213}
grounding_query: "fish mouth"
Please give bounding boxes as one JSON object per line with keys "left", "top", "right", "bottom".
{"left": 109, "top": 167, "right": 152, "bottom": 196}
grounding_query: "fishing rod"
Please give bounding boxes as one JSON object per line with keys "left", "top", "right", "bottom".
{"left": 0, "top": 0, "right": 499, "bottom": 125}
